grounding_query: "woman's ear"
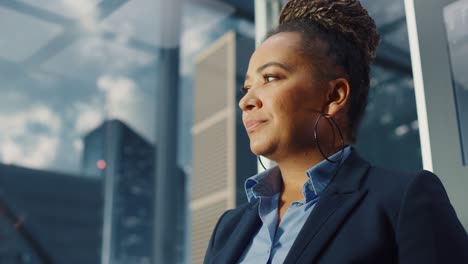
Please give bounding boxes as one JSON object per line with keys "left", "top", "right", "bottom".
{"left": 326, "top": 78, "right": 350, "bottom": 116}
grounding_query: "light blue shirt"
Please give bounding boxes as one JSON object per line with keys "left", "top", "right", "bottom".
{"left": 238, "top": 146, "right": 352, "bottom": 264}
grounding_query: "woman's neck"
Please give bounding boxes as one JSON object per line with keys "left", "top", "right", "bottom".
{"left": 275, "top": 144, "right": 344, "bottom": 196}
{"left": 276, "top": 151, "right": 323, "bottom": 196}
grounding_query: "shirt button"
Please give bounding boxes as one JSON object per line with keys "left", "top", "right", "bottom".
{"left": 308, "top": 184, "right": 314, "bottom": 192}
{"left": 296, "top": 202, "right": 304, "bottom": 207}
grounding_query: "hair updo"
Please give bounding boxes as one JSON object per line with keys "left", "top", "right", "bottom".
{"left": 272, "top": 0, "right": 380, "bottom": 142}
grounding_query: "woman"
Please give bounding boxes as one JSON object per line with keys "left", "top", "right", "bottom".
{"left": 204, "top": 0, "right": 468, "bottom": 263}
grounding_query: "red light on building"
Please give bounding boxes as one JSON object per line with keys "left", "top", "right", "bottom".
{"left": 97, "top": 160, "right": 107, "bottom": 170}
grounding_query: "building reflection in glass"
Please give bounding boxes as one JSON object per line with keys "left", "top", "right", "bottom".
{"left": 82, "top": 119, "right": 155, "bottom": 264}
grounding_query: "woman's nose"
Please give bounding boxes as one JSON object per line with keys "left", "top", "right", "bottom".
{"left": 238, "top": 90, "right": 262, "bottom": 112}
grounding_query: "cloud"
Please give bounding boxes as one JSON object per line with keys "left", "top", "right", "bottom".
{"left": 394, "top": 124, "right": 410, "bottom": 137}
{"left": 78, "top": 25, "right": 154, "bottom": 72}
{"left": 61, "top": 0, "right": 100, "bottom": 33}
{"left": 181, "top": 30, "right": 208, "bottom": 58}
{"left": 97, "top": 74, "right": 142, "bottom": 121}
{"left": 30, "top": 105, "right": 62, "bottom": 133}
{"left": 60, "top": 0, "right": 154, "bottom": 73}
{"left": 73, "top": 102, "right": 104, "bottom": 134}
{"left": 1, "top": 135, "right": 59, "bottom": 169}
{"left": 69, "top": 74, "right": 153, "bottom": 148}
{"left": 73, "top": 139, "right": 84, "bottom": 153}
{"left": 0, "top": 105, "right": 61, "bottom": 136}
{"left": 95, "top": 74, "right": 154, "bottom": 141}
{"left": 0, "top": 105, "right": 62, "bottom": 168}
{"left": 236, "top": 19, "right": 255, "bottom": 39}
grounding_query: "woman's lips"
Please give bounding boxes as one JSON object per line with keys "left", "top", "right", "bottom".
{"left": 245, "top": 120, "right": 267, "bottom": 132}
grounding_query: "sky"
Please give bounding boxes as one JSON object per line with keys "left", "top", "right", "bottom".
{"left": 0, "top": 0, "right": 254, "bottom": 175}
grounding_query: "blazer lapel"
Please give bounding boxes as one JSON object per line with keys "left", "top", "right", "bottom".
{"left": 211, "top": 201, "right": 261, "bottom": 264}
{"left": 284, "top": 151, "right": 371, "bottom": 263}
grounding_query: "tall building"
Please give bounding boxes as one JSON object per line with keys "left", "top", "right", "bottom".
{"left": 191, "top": 31, "right": 257, "bottom": 263}
{"left": 0, "top": 119, "right": 159, "bottom": 264}
{"left": 82, "top": 120, "right": 155, "bottom": 264}
{"left": 0, "top": 164, "right": 103, "bottom": 264}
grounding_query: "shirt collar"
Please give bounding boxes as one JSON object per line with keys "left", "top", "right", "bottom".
{"left": 245, "top": 166, "right": 282, "bottom": 203}
{"left": 244, "top": 146, "right": 352, "bottom": 204}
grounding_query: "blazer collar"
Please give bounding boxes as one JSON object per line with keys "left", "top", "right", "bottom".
{"left": 284, "top": 150, "right": 371, "bottom": 263}
{"left": 325, "top": 149, "right": 370, "bottom": 194}
{"left": 211, "top": 201, "right": 262, "bottom": 264}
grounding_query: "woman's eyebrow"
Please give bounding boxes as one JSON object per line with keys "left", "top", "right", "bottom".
{"left": 256, "top": 61, "right": 291, "bottom": 73}
{"left": 245, "top": 61, "right": 291, "bottom": 81}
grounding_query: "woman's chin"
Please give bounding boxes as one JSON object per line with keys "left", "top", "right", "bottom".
{"left": 250, "top": 141, "right": 275, "bottom": 158}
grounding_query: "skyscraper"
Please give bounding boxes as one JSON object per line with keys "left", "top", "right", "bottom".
{"left": 82, "top": 120, "right": 155, "bottom": 264}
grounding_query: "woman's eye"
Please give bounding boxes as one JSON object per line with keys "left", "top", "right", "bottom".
{"left": 264, "top": 74, "right": 278, "bottom": 83}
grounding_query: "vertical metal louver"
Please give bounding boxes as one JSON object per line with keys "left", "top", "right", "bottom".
{"left": 191, "top": 31, "right": 236, "bottom": 264}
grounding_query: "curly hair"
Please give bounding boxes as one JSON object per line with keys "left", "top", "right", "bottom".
{"left": 271, "top": 0, "right": 380, "bottom": 142}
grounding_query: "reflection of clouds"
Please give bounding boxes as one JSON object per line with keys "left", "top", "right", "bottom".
{"left": 236, "top": 19, "right": 256, "bottom": 39}
{"left": 181, "top": 30, "right": 209, "bottom": 75}
{"left": 0, "top": 105, "right": 61, "bottom": 135}
{"left": 69, "top": 74, "right": 153, "bottom": 149}
{"left": 182, "top": 0, "right": 234, "bottom": 30}
{"left": 2, "top": 0, "right": 247, "bottom": 173}
{"left": 59, "top": 0, "right": 155, "bottom": 143}
{"left": 394, "top": 124, "right": 409, "bottom": 137}
{"left": 180, "top": 0, "right": 235, "bottom": 75}
{"left": 97, "top": 75, "right": 142, "bottom": 122}
{"left": 105, "top": 0, "right": 176, "bottom": 47}
{"left": 181, "top": 21, "right": 249, "bottom": 75}
{"left": 2, "top": 136, "right": 59, "bottom": 168}
{"left": 380, "top": 113, "right": 393, "bottom": 125}
{"left": 182, "top": 30, "right": 208, "bottom": 59}
{"left": 444, "top": 1, "right": 468, "bottom": 87}
{"left": 394, "top": 121, "right": 418, "bottom": 137}
{"left": 444, "top": 0, "right": 468, "bottom": 37}
{"left": 80, "top": 32, "right": 154, "bottom": 72}
{"left": 31, "top": 106, "right": 62, "bottom": 133}
{"left": 17, "top": 0, "right": 100, "bottom": 20}
{"left": 62, "top": 0, "right": 100, "bottom": 32}
{"left": 0, "top": 105, "right": 62, "bottom": 168}
{"left": 73, "top": 139, "right": 84, "bottom": 153}
{"left": 74, "top": 101, "right": 104, "bottom": 134}
{"left": 61, "top": 0, "right": 154, "bottom": 73}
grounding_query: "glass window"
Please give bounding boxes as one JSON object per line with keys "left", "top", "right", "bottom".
{"left": 443, "top": 0, "right": 468, "bottom": 166}
{"left": 0, "top": 1, "right": 157, "bottom": 263}
{"left": 356, "top": 0, "right": 422, "bottom": 170}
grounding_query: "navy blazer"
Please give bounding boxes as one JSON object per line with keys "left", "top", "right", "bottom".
{"left": 204, "top": 151, "right": 468, "bottom": 264}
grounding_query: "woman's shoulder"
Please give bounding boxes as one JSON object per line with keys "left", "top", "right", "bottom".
{"left": 364, "top": 165, "right": 440, "bottom": 193}
{"left": 362, "top": 165, "right": 448, "bottom": 222}
{"left": 348, "top": 150, "right": 440, "bottom": 201}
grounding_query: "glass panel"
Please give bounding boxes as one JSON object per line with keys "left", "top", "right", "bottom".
{"left": 353, "top": 0, "right": 422, "bottom": 170}
{"left": 443, "top": 0, "right": 468, "bottom": 166}
{"left": 356, "top": 66, "right": 422, "bottom": 170}
{"left": 0, "top": 1, "right": 157, "bottom": 263}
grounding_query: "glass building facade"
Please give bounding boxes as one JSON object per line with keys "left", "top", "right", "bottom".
{"left": 82, "top": 120, "right": 155, "bottom": 264}
{"left": 0, "top": 164, "right": 103, "bottom": 264}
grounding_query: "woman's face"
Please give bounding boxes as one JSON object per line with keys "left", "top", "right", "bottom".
{"left": 239, "top": 31, "right": 331, "bottom": 161}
